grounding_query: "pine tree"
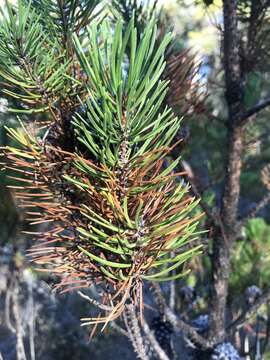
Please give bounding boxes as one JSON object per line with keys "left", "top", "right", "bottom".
{"left": 0, "top": 0, "right": 202, "bottom": 330}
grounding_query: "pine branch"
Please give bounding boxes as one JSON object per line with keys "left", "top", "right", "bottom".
{"left": 0, "top": 1, "right": 72, "bottom": 113}
{"left": 164, "top": 50, "right": 207, "bottom": 118}
{"left": 111, "top": 0, "right": 159, "bottom": 35}
{"left": 25, "top": 0, "right": 100, "bottom": 42}
{"left": 2, "top": 7, "right": 203, "bottom": 329}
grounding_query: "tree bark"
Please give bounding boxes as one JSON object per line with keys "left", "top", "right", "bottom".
{"left": 209, "top": 0, "right": 244, "bottom": 342}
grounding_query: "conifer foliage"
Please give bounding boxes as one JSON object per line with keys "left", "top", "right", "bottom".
{"left": 0, "top": 0, "right": 202, "bottom": 324}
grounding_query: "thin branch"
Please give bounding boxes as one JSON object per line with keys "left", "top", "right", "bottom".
{"left": 13, "top": 278, "right": 27, "bottom": 360}
{"left": 169, "top": 252, "right": 176, "bottom": 312}
{"left": 237, "top": 96, "right": 270, "bottom": 126}
{"left": 164, "top": 307, "right": 213, "bottom": 350}
{"left": 150, "top": 282, "right": 166, "bottom": 314}
{"left": 123, "top": 303, "right": 150, "bottom": 360}
{"left": 245, "top": 127, "right": 270, "bottom": 148}
{"left": 142, "top": 318, "right": 170, "bottom": 360}
{"left": 169, "top": 279, "right": 176, "bottom": 312}
{"left": 150, "top": 283, "right": 212, "bottom": 349}
{"left": 190, "top": 182, "right": 219, "bottom": 227}
{"left": 227, "top": 288, "right": 270, "bottom": 335}
{"left": 262, "top": 302, "right": 270, "bottom": 355}
{"left": 27, "top": 280, "right": 36, "bottom": 360}
{"left": 181, "top": 160, "right": 219, "bottom": 227}
{"left": 77, "top": 290, "right": 113, "bottom": 311}
{"left": 110, "top": 321, "right": 129, "bottom": 338}
{"left": 239, "top": 192, "right": 270, "bottom": 227}
{"left": 181, "top": 160, "right": 230, "bottom": 245}
{"left": 5, "top": 285, "right": 16, "bottom": 333}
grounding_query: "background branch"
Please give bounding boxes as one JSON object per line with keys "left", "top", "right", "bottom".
{"left": 150, "top": 283, "right": 211, "bottom": 349}
{"left": 227, "top": 288, "right": 270, "bottom": 335}
{"left": 181, "top": 160, "right": 220, "bottom": 227}
{"left": 164, "top": 307, "right": 212, "bottom": 349}
{"left": 237, "top": 96, "right": 270, "bottom": 126}
{"left": 110, "top": 321, "right": 129, "bottom": 338}
{"left": 142, "top": 318, "right": 170, "bottom": 360}
{"left": 123, "top": 303, "right": 150, "bottom": 360}
{"left": 239, "top": 192, "right": 270, "bottom": 227}
{"left": 77, "top": 291, "right": 113, "bottom": 311}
